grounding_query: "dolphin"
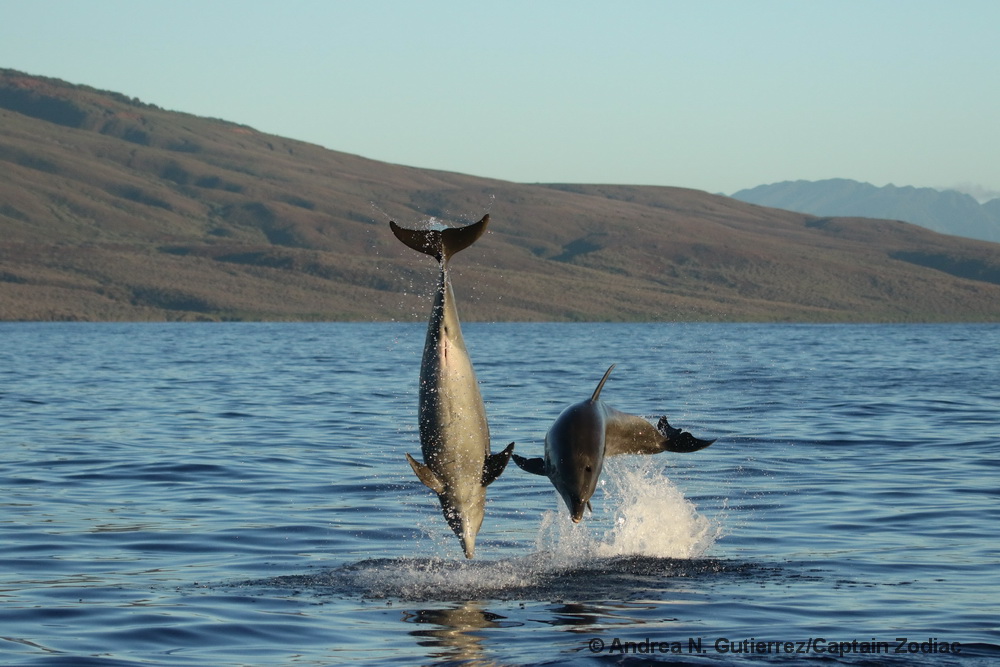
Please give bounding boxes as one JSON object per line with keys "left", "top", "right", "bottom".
{"left": 512, "top": 364, "right": 714, "bottom": 522}
{"left": 390, "top": 214, "right": 514, "bottom": 558}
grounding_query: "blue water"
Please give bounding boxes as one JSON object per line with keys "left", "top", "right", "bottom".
{"left": 1, "top": 322, "right": 998, "bottom": 665}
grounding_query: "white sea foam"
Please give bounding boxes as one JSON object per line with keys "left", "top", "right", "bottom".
{"left": 535, "top": 456, "right": 720, "bottom": 562}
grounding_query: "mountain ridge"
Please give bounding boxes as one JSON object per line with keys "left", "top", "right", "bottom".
{"left": 3, "top": 68, "right": 1000, "bottom": 322}
{"left": 731, "top": 178, "right": 1000, "bottom": 243}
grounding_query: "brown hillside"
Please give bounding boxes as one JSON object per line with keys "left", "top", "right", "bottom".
{"left": 2, "top": 68, "right": 1000, "bottom": 322}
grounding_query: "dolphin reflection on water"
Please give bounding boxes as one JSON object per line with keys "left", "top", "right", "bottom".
{"left": 513, "top": 364, "right": 714, "bottom": 522}
{"left": 390, "top": 214, "right": 514, "bottom": 558}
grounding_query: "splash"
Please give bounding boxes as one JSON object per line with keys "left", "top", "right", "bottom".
{"left": 536, "top": 456, "right": 720, "bottom": 562}
{"left": 343, "top": 556, "right": 540, "bottom": 601}
{"left": 600, "top": 456, "right": 719, "bottom": 557}
{"left": 341, "top": 459, "right": 719, "bottom": 599}
{"left": 248, "top": 457, "right": 724, "bottom": 601}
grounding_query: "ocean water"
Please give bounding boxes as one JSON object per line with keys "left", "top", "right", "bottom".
{"left": 1, "top": 321, "right": 998, "bottom": 666}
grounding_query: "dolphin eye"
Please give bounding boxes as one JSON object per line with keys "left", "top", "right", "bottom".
{"left": 585, "top": 465, "right": 592, "bottom": 472}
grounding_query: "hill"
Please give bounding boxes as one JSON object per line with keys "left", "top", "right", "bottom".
{"left": 3, "top": 68, "right": 1000, "bottom": 322}
{"left": 731, "top": 178, "right": 1000, "bottom": 243}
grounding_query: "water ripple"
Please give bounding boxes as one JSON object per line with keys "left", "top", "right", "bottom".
{"left": 1, "top": 322, "right": 997, "bottom": 666}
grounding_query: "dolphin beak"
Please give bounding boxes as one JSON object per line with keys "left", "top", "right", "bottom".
{"left": 441, "top": 503, "right": 479, "bottom": 559}
{"left": 460, "top": 534, "right": 475, "bottom": 559}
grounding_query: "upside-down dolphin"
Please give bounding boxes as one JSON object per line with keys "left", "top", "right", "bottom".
{"left": 390, "top": 214, "right": 514, "bottom": 558}
{"left": 513, "top": 364, "right": 714, "bottom": 522}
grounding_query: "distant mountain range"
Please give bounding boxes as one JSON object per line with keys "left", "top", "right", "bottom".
{"left": 2, "top": 68, "right": 1000, "bottom": 322}
{"left": 731, "top": 179, "right": 1000, "bottom": 243}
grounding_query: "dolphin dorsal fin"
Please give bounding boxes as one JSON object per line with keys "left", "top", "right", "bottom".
{"left": 389, "top": 215, "right": 490, "bottom": 263}
{"left": 590, "top": 364, "right": 616, "bottom": 403}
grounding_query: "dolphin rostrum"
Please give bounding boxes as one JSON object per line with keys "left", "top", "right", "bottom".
{"left": 390, "top": 214, "right": 514, "bottom": 558}
{"left": 512, "top": 364, "right": 714, "bottom": 522}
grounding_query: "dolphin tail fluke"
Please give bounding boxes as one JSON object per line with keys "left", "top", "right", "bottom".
{"left": 389, "top": 215, "right": 490, "bottom": 263}
{"left": 655, "top": 416, "right": 716, "bottom": 453}
{"left": 406, "top": 453, "right": 446, "bottom": 494}
{"left": 512, "top": 453, "right": 547, "bottom": 476}
{"left": 590, "top": 364, "right": 616, "bottom": 403}
{"left": 482, "top": 442, "right": 515, "bottom": 486}
{"left": 604, "top": 409, "right": 715, "bottom": 456}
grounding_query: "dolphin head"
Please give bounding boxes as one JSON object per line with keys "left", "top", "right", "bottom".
{"left": 545, "top": 402, "right": 606, "bottom": 523}
{"left": 556, "top": 455, "right": 602, "bottom": 523}
{"left": 437, "top": 486, "right": 486, "bottom": 559}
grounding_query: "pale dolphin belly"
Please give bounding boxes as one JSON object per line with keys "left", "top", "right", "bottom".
{"left": 417, "top": 276, "right": 491, "bottom": 511}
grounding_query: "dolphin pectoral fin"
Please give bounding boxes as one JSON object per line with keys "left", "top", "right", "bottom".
{"left": 655, "top": 416, "right": 716, "bottom": 453}
{"left": 587, "top": 500, "right": 593, "bottom": 514}
{"left": 482, "top": 442, "right": 515, "bottom": 487}
{"left": 512, "top": 453, "right": 547, "bottom": 476}
{"left": 406, "top": 453, "right": 446, "bottom": 494}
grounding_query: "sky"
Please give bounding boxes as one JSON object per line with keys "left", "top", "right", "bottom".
{"left": 2, "top": 0, "right": 998, "bottom": 198}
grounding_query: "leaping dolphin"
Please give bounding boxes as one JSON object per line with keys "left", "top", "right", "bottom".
{"left": 512, "top": 364, "right": 714, "bottom": 522}
{"left": 390, "top": 214, "right": 514, "bottom": 558}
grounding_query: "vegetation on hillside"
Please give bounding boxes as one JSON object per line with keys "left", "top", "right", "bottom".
{"left": 2, "top": 68, "right": 1000, "bottom": 322}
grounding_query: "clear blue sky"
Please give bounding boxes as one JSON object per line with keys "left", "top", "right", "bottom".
{"left": 2, "top": 0, "right": 998, "bottom": 198}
